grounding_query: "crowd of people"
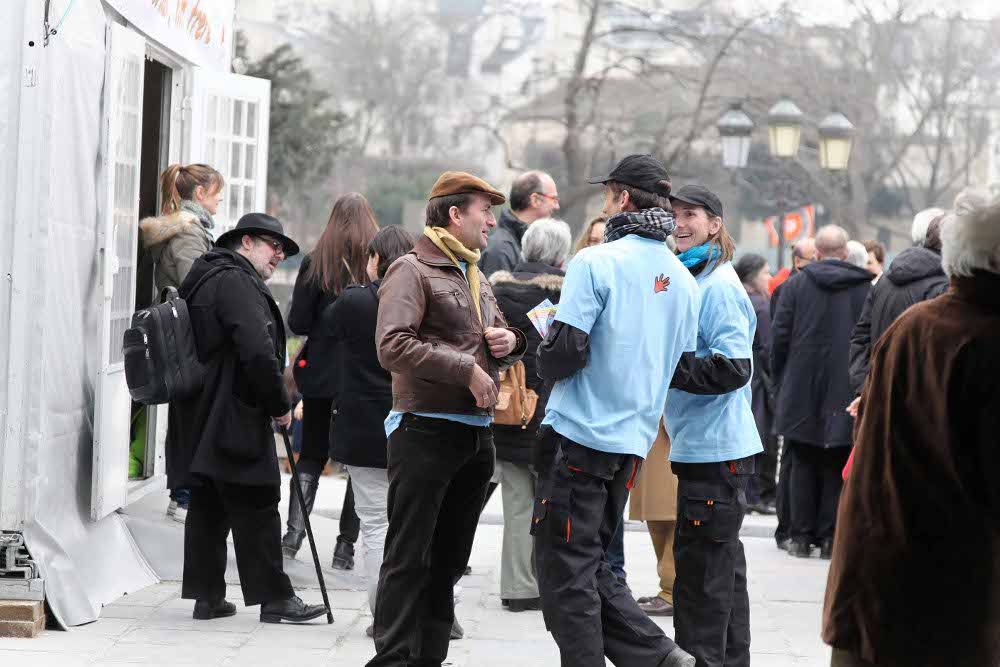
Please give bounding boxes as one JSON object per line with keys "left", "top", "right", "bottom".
{"left": 143, "top": 154, "right": 1000, "bottom": 667}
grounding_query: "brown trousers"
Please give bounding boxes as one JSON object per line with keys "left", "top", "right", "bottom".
{"left": 646, "top": 520, "right": 676, "bottom": 603}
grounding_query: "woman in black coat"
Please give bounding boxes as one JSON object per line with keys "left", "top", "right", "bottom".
{"left": 282, "top": 193, "right": 378, "bottom": 565}
{"left": 323, "top": 225, "right": 414, "bottom": 617}
{"left": 487, "top": 217, "right": 571, "bottom": 612}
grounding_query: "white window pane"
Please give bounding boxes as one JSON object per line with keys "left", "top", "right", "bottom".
{"left": 233, "top": 100, "right": 244, "bottom": 137}
{"left": 206, "top": 138, "right": 216, "bottom": 166}
{"left": 217, "top": 139, "right": 230, "bottom": 176}
{"left": 243, "top": 185, "right": 254, "bottom": 214}
{"left": 231, "top": 142, "right": 243, "bottom": 181}
{"left": 245, "top": 144, "right": 255, "bottom": 179}
{"left": 229, "top": 185, "right": 241, "bottom": 217}
{"left": 220, "top": 98, "right": 233, "bottom": 134}
{"left": 207, "top": 96, "right": 218, "bottom": 133}
{"left": 246, "top": 103, "right": 257, "bottom": 138}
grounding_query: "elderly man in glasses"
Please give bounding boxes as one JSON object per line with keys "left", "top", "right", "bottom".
{"left": 480, "top": 170, "right": 561, "bottom": 277}
{"left": 175, "top": 213, "right": 327, "bottom": 625}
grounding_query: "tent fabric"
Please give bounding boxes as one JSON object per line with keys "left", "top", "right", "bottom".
{"left": 1, "top": 1, "right": 159, "bottom": 628}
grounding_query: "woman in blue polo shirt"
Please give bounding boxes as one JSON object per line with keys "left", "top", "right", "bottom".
{"left": 664, "top": 184, "right": 762, "bottom": 667}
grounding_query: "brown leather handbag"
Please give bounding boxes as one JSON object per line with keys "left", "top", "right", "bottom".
{"left": 494, "top": 361, "right": 539, "bottom": 429}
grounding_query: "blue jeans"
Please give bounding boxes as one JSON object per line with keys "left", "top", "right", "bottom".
{"left": 170, "top": 487, "right": 191, "bottom": 508}
{"left": 608, "top": 509, "right": 627, "bottom": 582}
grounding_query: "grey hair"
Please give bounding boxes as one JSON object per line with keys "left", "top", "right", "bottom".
{"left": 911, "top": 207, "right": 946, "bottom": 246}
{"left": 941, "top": 201, "right": 1000, "bottom": 278}
{"left": 521, "top": 217, "right": 572, "bottom": 267}
{"left": 845, "top": 240, "right": 869, "bottom": 269}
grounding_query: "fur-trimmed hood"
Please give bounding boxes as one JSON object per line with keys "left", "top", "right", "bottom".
{"left": 140, "top": 210, "right": 209, "bottom": 249}
{"left": 489, "top": 270, "right": 564, "bottom": 291}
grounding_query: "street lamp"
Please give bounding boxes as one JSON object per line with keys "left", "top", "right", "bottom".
{"left": 717, "top": 98, "right": 853, "bottom": 270}
{"left": 767, "top": 98, "right": 804, "bottom": 158}
{"left": 817, "top": 111, "right": 855, "bottom": 171}
{"left": 717, "top": 103, "right": 754, "bottom": 169}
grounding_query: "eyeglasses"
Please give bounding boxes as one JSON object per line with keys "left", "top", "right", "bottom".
{"left": 256, "top": 236, "right": 285, "bottom": 256}
{"left": 533, "top": 192, "right": 560, "bottom": 203}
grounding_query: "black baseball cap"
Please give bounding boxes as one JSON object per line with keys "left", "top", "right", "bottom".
{"left": 670, "top": 184, "right": 724, "bottom": 219}
{"left": 588, "top": 154, "right": 672, "bottom": 196}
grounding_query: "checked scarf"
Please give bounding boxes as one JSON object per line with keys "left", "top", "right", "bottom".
{"left": 603, "top": 207, "right": 676, "bottom": 244}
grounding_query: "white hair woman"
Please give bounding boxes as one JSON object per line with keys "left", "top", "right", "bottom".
{"left": 845, "top": 240, "right": 871, "bottom": 270}
{"left": 487, "top": 217, "right": 571, "bottom": 612}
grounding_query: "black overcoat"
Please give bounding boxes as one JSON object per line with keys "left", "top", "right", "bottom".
{"left": 489, "top": 262, "right": 564, "bottom": 467}
{"left": 325, "top": 282, "right": 391, "bottom": 469}
{"left": 168, "top": 249, "right": 291, "bottom": 487}
{"left": 770, "top": 259, "right": 872, "bottom": 448}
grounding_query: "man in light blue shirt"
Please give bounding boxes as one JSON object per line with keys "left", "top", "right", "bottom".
{"left": 532, "top": 154, "right": 700, "bottom": 667}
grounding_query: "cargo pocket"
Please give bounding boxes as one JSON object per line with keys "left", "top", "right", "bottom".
{"left": 529, "top": 495, "right": 549, "bottom": 537}
{"left": 678, "top": 495, "right": 741, "bottom": 542}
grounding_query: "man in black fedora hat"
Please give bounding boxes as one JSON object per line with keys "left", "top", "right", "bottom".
{"left": 175, "top": 213, "right": 325, "bottom": 625}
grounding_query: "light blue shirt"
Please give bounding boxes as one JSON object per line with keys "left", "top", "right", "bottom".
{"left": 384, "top": 259, "right": 493, "bottom": 438}
{"left": 665, "top": 261, "right": 763, "bottom": 463}
{"left": 542, "top": 235, "right": 700, "bottom": 458}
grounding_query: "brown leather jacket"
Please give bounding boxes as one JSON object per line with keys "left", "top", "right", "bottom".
{"left": 376, "top": 235, "right": 527, "bottom": 415}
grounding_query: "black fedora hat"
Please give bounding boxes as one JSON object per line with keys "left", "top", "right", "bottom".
{"left": 216, "top": 213, "right": 300, "bottom": 257}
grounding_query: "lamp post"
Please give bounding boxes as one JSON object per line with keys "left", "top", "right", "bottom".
{"left": 718, "top": 98, "right": 854, "bottom": 269}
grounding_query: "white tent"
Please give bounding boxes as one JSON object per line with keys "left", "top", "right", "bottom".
{"left": 0, "top": 0, "right": 272, "bottom": 628}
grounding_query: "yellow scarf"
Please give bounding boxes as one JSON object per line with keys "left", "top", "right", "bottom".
{"left": 423, "top": 226, "right": 483, "bottom": 324}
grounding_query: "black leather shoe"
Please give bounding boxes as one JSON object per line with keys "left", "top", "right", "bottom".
{"left": 788, "top": 539, "right": 812, "bottom": 558}
{"left": 820, "top": 538, "right": 834, "bottom": 560}
{"left": 193, "top": 599, "right": 236, "bottom": 620}
{"left": 507, "top": 597, "right": 542, "bottom": 612}
{"left": 450, "top": 617, "right": 464, "bottom": 640}
{"left": 331, "top": 539, "right": 355, "bottom": 570}
{"left": 260, "top": 596, "right": 328, "bottom": 624}
{"left": 776, "top": 537, "right": 791, "bottom": 551}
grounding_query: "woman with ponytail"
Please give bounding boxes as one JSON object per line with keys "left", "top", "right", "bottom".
{"left": 282, "top": 193, "right": 379, "bottom": 567}
{"left": 140, "top": 164, "right": 224, "bottom": 523}
{"left": 141, "top": 164, "right": 224, "bottom": 293}
{"left": 662, "top": 184, "right": 761, "bottom": 666}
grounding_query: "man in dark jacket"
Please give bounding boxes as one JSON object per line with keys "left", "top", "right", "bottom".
{"left": 178, "top": 213, "right": 326, "bottom": 624}
{"left": 479, "top": 171, "right": 560, "bottom": 276}
{"left": 489, "top": 217, "right": 570, "bottom": 613}
{"left": 370, "top": 171, "right": 527, "bottom": 667}
{"left": 771, "top": 225, "right": 872, "bottom": 559}
{"left": 848, "top": 209, "right": 948, "bottom": 398}
{"left": 770, "top": 237, "right": 818, "bottom": 549}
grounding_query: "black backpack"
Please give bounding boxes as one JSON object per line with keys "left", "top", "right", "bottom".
{"left": 123, "top": 266, "right": 230, "bottom": 405}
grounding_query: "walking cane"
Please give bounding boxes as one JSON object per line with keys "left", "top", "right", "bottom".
{"left": 280, "top": 426, "right": 334, "bottom": 624}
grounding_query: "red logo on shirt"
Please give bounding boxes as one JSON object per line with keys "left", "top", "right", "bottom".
{"left": 654, "top": 274, "right": 670, "bottom": 294}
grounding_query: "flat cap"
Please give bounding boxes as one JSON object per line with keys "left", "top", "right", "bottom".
{"left": 429, "top": 171, "right": 506, "bottom": 206}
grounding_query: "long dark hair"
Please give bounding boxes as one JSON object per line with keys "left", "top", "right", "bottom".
{"left": 305, "top": 192, "right": 379, "bottom": 294}
{"left": 368, "top": 226, "right": 416, "bottom": 279}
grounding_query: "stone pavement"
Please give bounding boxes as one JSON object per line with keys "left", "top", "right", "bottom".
{"left": 0, "top": 475, "right": 834, "bottom": 666}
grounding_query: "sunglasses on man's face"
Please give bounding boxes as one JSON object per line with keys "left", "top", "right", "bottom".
{"left": 256, "top": 236, "right": 285, "bottom": 256}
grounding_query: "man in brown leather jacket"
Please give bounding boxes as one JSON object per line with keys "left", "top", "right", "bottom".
{"left": 368, "top": 171, "right": 527, "bottom": 667}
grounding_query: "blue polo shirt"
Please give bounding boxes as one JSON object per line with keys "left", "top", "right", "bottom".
{"left": 665, "top": 261, "right": 763, "bottom": 463}
{"left": 542, "top": 235, "right": 700, "bottom": 458}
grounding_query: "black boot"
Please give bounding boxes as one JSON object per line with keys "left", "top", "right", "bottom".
{"left": 820, "top": 537, "right": 834, "bottom": 560}
{"left": 331, "top": 537, "right": 355, "bottom": 570}
{"left": 281, "top": 473, "right": 319, "bottom": 559}
{"left": 193, "top": 599, "right": 237, "bottom": 620}
{"left": 260, "top": 595, "right": 328, "bottom": 624}
{"left": 788, "top": 539, "right": 812, "bottom": 558}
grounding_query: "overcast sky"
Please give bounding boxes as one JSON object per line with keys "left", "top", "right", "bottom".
{"left": 735, "top": 0, "right": 997, "bottom": 24}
